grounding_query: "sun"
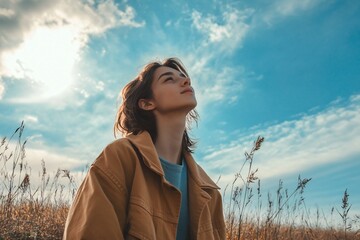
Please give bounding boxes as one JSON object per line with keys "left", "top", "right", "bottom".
{"left": 2, "top": 25, "right": 85, "bottom": 102}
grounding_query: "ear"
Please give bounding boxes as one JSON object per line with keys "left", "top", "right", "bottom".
{"left": 138, "top": 98, "right": 156, "bottom": 111}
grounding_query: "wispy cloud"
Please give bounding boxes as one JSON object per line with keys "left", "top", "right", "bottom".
{"left": 25, "top": 146, "right": 84, "bottom": 173}
{"left": 23, "top": 114, "right": 38, "bottom": 124}
{"left": 0, "top": 0, "right": 144, "bottom": 103}
{"left": 202, "top": 94, "right": 360, "bottom": 184}
{"left": 187, "top": 58, "right": 246, "bottom": 111}
{"left": 155, "top": 6, "right": 256, "bottom": 110}
{"left": 128, "top": 28, "right": 249, "bottom": 110}
{"left": 191, "top": 6, "right": 254, "bottom": 53}
{"left": 262, "top": 0, "right": 325, "bottom": 25}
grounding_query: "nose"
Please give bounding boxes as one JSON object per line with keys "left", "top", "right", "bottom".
{"left": 181, "top": 76, "right": 191, "bottom": 86}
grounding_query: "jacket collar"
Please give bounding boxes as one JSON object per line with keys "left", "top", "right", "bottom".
{"left": 126, "top": 131, "right": 219, "bottom": 190}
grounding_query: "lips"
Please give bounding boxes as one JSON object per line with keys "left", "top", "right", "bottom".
{"left": 181, "top": 87, "right": 194, "bottom": 94}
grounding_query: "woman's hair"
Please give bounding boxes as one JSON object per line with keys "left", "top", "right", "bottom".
{"left": 114, "top": 57, "right": 199, "bottom": 153}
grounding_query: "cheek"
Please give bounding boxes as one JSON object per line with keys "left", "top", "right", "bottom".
{"left": 154, "top": 87, "right": 174, "bottom": 100}
{"left": 153, "top": 89, "right": 170, "bottom": 105}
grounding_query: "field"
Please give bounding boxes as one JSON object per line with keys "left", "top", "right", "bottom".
{"left": 1, "top": 123, "right": 359, "bottom": 239}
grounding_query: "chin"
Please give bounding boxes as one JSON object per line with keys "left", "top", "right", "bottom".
{"left": 185, "top": 101, "right": 197, "bottom": 112}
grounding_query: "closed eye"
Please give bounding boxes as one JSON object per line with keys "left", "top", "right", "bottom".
{"left": 164, "top": 77, "right": 174, "bottom": 82}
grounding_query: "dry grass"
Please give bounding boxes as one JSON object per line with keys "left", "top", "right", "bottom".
{"left": 1, "top": 201, "right": 68, "bottom": 239}
{"left": 1, "top": 123, "right": 360, "bottom": 239}
{"left": 1, "top": 122, "right": 76, "bottom": 239}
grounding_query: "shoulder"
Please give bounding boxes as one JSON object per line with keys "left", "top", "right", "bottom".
{"left": 87, "top": 137, "right": 140, "bottom": 193}
{"left": 102, "top": 138, "right": 134, "bottom": 155}
{"left": 93, "top": 137, "right": 138, "bottom": 172}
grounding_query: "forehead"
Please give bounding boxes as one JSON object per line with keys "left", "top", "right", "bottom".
{"left": 153, "top": 66, "right": 181, "bottom": 81}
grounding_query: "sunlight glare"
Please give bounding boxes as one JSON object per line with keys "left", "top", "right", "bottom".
{"left": 2, "top": 25, "right": 84, "bottom": 101}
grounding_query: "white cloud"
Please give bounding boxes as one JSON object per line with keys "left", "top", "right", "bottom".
{"left": 23, "top": 115, "right": 38, "bottom": 124}
{"left": 0, "top": 7, "right": 15, "bottom": 17}
{"left": 191, "top": 7, "right": 254, "bottom": 53}
{"left": 183, "top": 51, "right": 264, "bottom": 111}
{"left": 95, "top": 81, "right": 105, "bottom": 91}
{"left": 190, "top": 64, "right": 244, "bottom": 110}
{"left": 263, "top": 0, "right": 325, "bottom": 25}
{"left": 0, "top": 0, "right": 144, "bottom": 102}
{"left": 202, "top": 95, "right": 360, "bottom": 185}
{"left": 275, "top": 0, "right": 320, "bottom": 15}
{"left": 24, "top": 146, "right": 85, "bottom": 175}
{"left": 0, "top": 81, "right": 4, "bottom": 99}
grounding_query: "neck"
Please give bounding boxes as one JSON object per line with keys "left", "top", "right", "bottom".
{"left": 154, "top": 112, "right": 186, "bottom": 165}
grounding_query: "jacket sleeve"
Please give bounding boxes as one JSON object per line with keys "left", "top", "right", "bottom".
{"left": 63, "top": 155, "right": 129, "bottom": 240}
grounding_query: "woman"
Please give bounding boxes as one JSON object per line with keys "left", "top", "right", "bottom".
{"left": 63, "top": 58, "right": 225, "bottom": 239}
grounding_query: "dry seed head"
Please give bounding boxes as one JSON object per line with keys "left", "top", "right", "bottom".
{"left": 41, "top": 159, "right": 46, "bottom": 176}
{"left": 62, "top": 170, "right": 71, "bottom": 179}
{"left": 297, "top": 175, "right": 311, "bottom": 193}
{"left": 248, "top": 169, "right": 258, "bottom": 183}
{"left": 20, "top": 174, "right": 30, "bottom": 191}
{"left": 254, "top": 136, "right": 264, "bottom": 151}
{"left": 257, "top": 179, "right": 261, "bottom": 195}
{"left": 342, "top": 189, "right": 349, "bottom": 209}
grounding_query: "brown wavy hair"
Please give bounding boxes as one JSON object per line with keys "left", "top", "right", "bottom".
{"left": 114, "top": 58, "right": 199, "bottom": 153}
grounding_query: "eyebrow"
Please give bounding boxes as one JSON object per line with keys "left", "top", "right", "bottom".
{"left": 157, "top": 71, "right": 174, "bottom": 82}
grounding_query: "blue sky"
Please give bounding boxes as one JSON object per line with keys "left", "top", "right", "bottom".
{"left": 1, "top": 0, "right": 359, "bottom": 224}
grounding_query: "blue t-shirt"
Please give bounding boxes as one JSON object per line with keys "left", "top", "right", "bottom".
{"left": 159, "top": 157, "right": 189, "bottom": 240}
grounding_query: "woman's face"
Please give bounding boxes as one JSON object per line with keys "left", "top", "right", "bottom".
{"left": 148, "top": 66, "right": 197, "bottom": 115}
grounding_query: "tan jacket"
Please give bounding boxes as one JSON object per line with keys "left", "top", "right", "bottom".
{"left": 63, "top": 131, "right": 225, "bottom": 240}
